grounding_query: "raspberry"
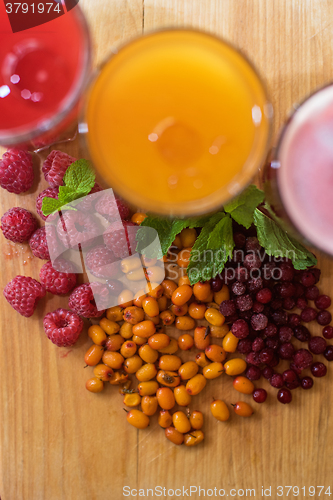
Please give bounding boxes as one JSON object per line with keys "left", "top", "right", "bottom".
{"left": 95, "top": 192, "right": 131, "bottom": 221}
{"left": 43, "top": 308, "right": 83, "bottom": 347}
{"left": 42, "top": 150, "right": 76, "bottom": 187}
{"left": 68, "top": 283, "right": 107, "bottom": 318}
{"left": 76, "top": 183, "right": 103, "bottom": 213}
{"left": 103, "top": 220, "right": 138, "bottom": 259}
{"left": 36, "top": 187, "right": 59, "bottom": 221}
{"left": 3, "top": 275, "right": 46, "bottom": 317}
{"left": 29, "top": 226, "right": 63, "bottom": 260}
{"left": 1, "top": 207, "right": 38, "bottom": 243}
{"left": 0, "top": 148, "right": 34, "bottom": 194}
{"left": 85, "top": 244, "right": 120, "bottom": 279}
{"left": 39, "top": 260, "right": 77, "bottom": 295}
{"left": 57, "top": 211, "right": 101, "bottom": 250}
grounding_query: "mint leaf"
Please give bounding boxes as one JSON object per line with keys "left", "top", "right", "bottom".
{"left": 224, "top": 184, "right": 265, "bottom": 229}
{"left": 58, "top": 185, "right": 77, "bottom": 204}
{"left": 41, "top": 197, "right": 63, "bottom": 216}
{"left": 63, "top": 159, "right": 95, "bottom": 194}
{"left": 253, "top": 208, "right": 317, "bottom": 270}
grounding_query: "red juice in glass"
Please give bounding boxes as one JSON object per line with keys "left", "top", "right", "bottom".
{"left": 265, "top": 84, "right": 333, "bottom": 255}
{"left": 0, "top": 1, "right": 90, "bottom": 149}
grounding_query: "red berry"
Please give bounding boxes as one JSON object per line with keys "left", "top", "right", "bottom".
{"left": 310, "top": 362, "right": 327, "bottom": 378}
{"left": 270, "top": 373, "right": 284, "bottom": 388}
{"left": 231, "top": 319, "right": 249, "bottom": 339}
{"left": 323, "top": 326, "right": 333, "bottom": 339}
{"left": 308, "top": 336, "right": 327, "bottom": 354}
{"left": 29, "top": 226, "right": 63, "bottom": 260}
{"left": 300, "top": 307, "right": 317, "bottom": 322}
{"left": 36, "top": 187, "right": 59, "bottom": 221}
{"left": 236, "top": 294, "right": 253, "bottom": 311}
{"left": 75, "top": 183, "right": 103, "bottom": 212}
{"left": 219, "top": 299, "right": 237, "bottom": 317}
{"left": 1, "top": 207, "right": 38, "bottom": 243}
{"left": 323, "top": 346, "right": 333, "bottom": 362}
{"left": 43, "top": 308, "right": 83, "bottom": 347}
{"left": 0, "top": 148, "right": 34, "bottom": 194}
{"left": 57, "top": 211, "right": 101, "bottom": 250}
{"left": 301, "top": 376, "right": 313, "bottom": 389}
{"left": 103, "top": 220, "right": 138, "bottom": 259}
{"left": 42, "top": 150, "right": 76, "bottom": 187}
{"left": 3, "top": 276, "right": 45, "bottom": 317}
{"left": 315, "top": 295, "right": 332, "bottom": 310}
{"left": 317, "top": 310, "right": 332, "bottom": 326}
{"left": 277, "top": 388, "right": 292, "bottom": 404}
{"left": 68, "top": 283, "right": 107, "bottom": 318}
{"left": 85, "top": 244, "right": 120, "bottom": 279}
{"left": 39, "top": 260, "right": 77, "bottom": 295}
{"left": 256, "top": 288, "right": 272, "bottom": 304}
{"left": 293, "top": 348, "right": 313, "bottom": 370}
{"left": 251, "top": 313, "right": 268, "bottom": 331}
{"left": 246, "top": 365, "right": 261, "bottom": 380}
{"left": 253, "top": 388, "right": 267, "bottom": 403}
{"left": 95, "top": 191, "right": 130, "bottom": 221}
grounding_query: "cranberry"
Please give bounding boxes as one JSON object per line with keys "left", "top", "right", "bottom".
{"left": 270, "top": 299, "right": 283, "bottom": 310}
{"left": 210, "top": 276, "right": 223, "bottom": 292}
{"left": 311, "top": 268, "right": 321, "bottom": 283}
{"left": 270, "top": 373, "right": 284, "bottom": 388}
{"left": 323, "top": 346, "right": 333, "bottom": 362}
{"left": 310, "top": 362, "right": 327, "bottom": 377}
{"left": 300, "top": 307, "right": 318, "bottom": 322}
{"left": 294, "top": 283, "right": 305, "bottom": 298}
{"left": 219, "top": 300, "right": 236, "bottom": 317}
{"left": 253, "top": 301, "right": 265, "bottom": 313}
{"left": 239, "top": 310, "right": 253, "bottom": 321}
{"left": 264, "top": 323, "right": 278, "bottom": 338}
{"left": 246, "top": 351, "right": 261, "bottom": 366}
{"left": 279, "top": 262, "right": 295, "bottom": 281}
{"left": 279, "top": 342, "right": 295, "bottom": 360}
{"left": 245, "top": 236, "right": 261, "bottom": 252}
{"left": 296, "top": 297, "right": 308, "bottom": 310}
{"left": 276, "top": 282, "right": 296, "bottom": 298}
{"left": 237, "top": 339, "right": 253, "bottom": 354}
{"left": 106, "top": 279, "right": 124, "bottom": 295}
{"left": 308, "top": 336, "right": 327, "bottom": 354}
{"left": 252, "top": 337, "right": 265, "bottom": 352}
{"left": 247, "top": 276, "right": 263, "bottom": 293}
{"left": 305, "top": 286, "right": 319, "bottom": 301}
{"left": 317, "top": 310, "right": 332, "bottom": 326}
{"left": 262, "top": 366, "right": 274, "bottom": 379}
{"left": 266, "top": 354, "right": 280, "bottom": 368}
{"left": 265, "top": 337, "right": 280, "bottom": 350}
{"left": 231, "top": 281, "right": 246, "bottom": 296}
{"left": 225, "top": 312, "right": 239, "bottom": 324}
{"left": 259, "top": 347, "right": 274, "bottom": 364}
{"left": 314, "top": 295, "right": 331, "bottom": 310}
{"left": 234, "top": 266, "right": 249, "bottom": 282}
{"left": 293, "top": 325, "right": 311, "bottom": 342}
{"left": 293, "top": 348, "right": 313, "bottom": 370}
{"left": 288, "top": 313, "right": 301, "bottom": 328}
{"left": 253, "top": 388, "right": 267, "bottom": 403}
{"left": 243, "top": 253, "right": 262, "bottom": 270}
{"left": 271, "top": 309, "right": 288, "bottom": 326}
{"left": 231, "top": 319, "right": 249, "bottom": 339}
{"left": 290, "top": 362, "right": 303, "bottom": 375}
{"left": 251, "top": 313, "right": 268, "bottom": 331}
{"left": 256, "top": 288, "right": 272, "bottom": 304}
{"left": 245, "top": 365, "right": 261, "bottom": 380}
{"left": 233, "top": 232, "right": 246, "bottom": 248}
{"left": 277, "top": 388, "right": 292, "bottom": 404}
{"left": 301, "top": 376, "right": 313, "bottom": 389}
{"left": 300, "top": 271, "right": 316, "bottom": 287}
{"left": 285, "top": 379, "right": 300, "bottom": 390}
{"left": 261, "top": 262, "right": 276, "bottom": 280}
{"left": 278, "top": 326, "right": 293, "bottom": 343}
{"left": 236, "top": 294, "right": 253, "bottom": 312}
{"left": 323, "top": 326, "right": 333, "bottom": 339}
{"left": 282, "top": 369, "right": 298, "bottom": 384}
{"left": 283, "top": 297, "right": 296, "bottom": 310}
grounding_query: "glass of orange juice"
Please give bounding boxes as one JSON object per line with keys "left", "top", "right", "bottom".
{"left": 81, "top": 29, "right": 272, "bottom": 216}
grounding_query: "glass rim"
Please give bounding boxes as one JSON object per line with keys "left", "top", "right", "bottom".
{"left": 81, "top": 27, "right": 273, "bottom": 217}
{"left": 0, "top": 5, "right": 92, "bottom": 146}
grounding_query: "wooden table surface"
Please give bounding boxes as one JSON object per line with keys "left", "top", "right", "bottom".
{"left": 1, "top": 1, "right": 333, "bottom": 499}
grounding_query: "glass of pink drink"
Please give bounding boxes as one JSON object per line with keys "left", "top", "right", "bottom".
{"left": 0, "top": 1, "right": 91, "bottom": 150}
{"left": 264, "top": 84, "right": 333, "bottom": 256}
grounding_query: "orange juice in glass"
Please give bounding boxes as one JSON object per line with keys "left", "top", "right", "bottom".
{"left": 83, "top": 29, "right": 272, "bottom": 216}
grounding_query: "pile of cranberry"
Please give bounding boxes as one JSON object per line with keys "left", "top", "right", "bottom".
{"left": 210, "top": 230, "right": 332, "bottom": 405}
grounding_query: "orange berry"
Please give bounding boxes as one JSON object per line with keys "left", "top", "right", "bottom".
{"left": 203, "top": 362, "right": 224, "bottom": 379}
{"left": 171, "top": 284, "right": 193, "bottom": 306}
{"left": 158, "top": 410, "right": 173, "bottom": 428}
{"left": 104, "top": 334, "right": 124, "bottom": 352}
{"left": 179, "top": 228, "right": 197, "bottom": 248}
{"left": 175, "top": 316, "right": 196, "bottom": 331}
{"left": 210, "top": 399, "right": 230, "bottom": 421}
{"left": 173, "top": 411, "right": 191, "bottom": 433}
{"left": 120, "top": 340, "right": 137, "bottom": 358}
{"left": 126, "top": 409, "right": 150, "bottom": 429}
{"left": 148, "top": 333, "right": 170, "bottom": 350}
{"left": 186, "top": 374, "right": 206, "bottom": 395}
{"left": 189, "top": 410, "right": 204, "bottom": 430}
{"left": 138, "top": 344, "right": 159, "bottom": 363}
{"left": 142, "top": 296, "right": 159, "bottom": 317}
{"left": 165, "top": 427, "right": 184, "bottom": 445}
{"left": 118, "top": 289, "right": 134, "bottom": 308}
{"left": 141, "top": 396, "right": 158, "bottom": 416}
{"left": 178, "top": 333, "right": 194, "bottom": 351}
{"left": 232, "top": 401, "right": 254, "bottom": 417}
{"left": 156, "top": 387, "right": 175, "bottom": 410}
{"left": 86, "top": 377, "right": 104, "bottom": 393}
{"left": 123, "top": 354, "right": 143, "bottom": 374}
{"left": 131, "top": 212, "right": 147, "bottom": 225}
{"left": 161, "top": 279, "right": 178, "bottom": 298}
{"left": 177, "top": 247, "right": 192, "bottom": 268}
{"left": 205, "top": 344, "right": 227, "bottom": 363}
{"left": 99, "top": 317, "right": 120, "bottom": 335}
{"left": 188, "top": 302, "right": 206, "bottom": 319}
{"left": 102, "top": 351, "right": 124, "bottom": 370}
{"left": 174, "top": 385, "right": 192, "bottom": 406}
{"left": 123, "top": 306, "right": 145, "bottom": 324}
{"left": 106, "top": 306, "right": 123, "bottom": 321}
{"left": 159, "top": 354, "right": 182, "bottom": 372}
{"left": 160, "top": 310, "right": 176, "bottom": 326}
{"left": 233, "top": 376, "right": 255, "bottom": 394}
{"left": 193, "top": 281, "right": 211, "bottom": 301}
{"left": 132, "top": 320, "right": 156, "bottom": 338}
{"left": 224, "top": 358, "right": 247, "bottom": 376}
{"left": 178, "top": 361, "right": 199, "bottom": 380}
{"left": 194, "top": 326, "right": 210, "bottom": 350}
{"left": 170, "top": 303, "right": 188, "bottom": 316}
{"left": 88, "top": 325, "right": 107, "bottom": 346}
{"left": 156, "top": 370, "right": 180, "bottom": 388}
{"left": 184, "top": 430, "right": 204, "bottom": 446}
{"left": 84, "top": 345, "right": 104, "bottom": 366}
{"left": 93, "top": 364, "right": 114, "bottom": 381}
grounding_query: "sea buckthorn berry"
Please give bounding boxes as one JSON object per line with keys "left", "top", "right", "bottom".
{"left": 157, "top": 370, "right": 180, "bottom": 388}
{"left": 133, "top": 290, "right": 146, "bottom": 308}
{"left": 194, "top": 326, "right": 211, "bottom": 350}
{"left": 190, "top": 410, "right": 204, "bottom": 430}
{"left": 205, "top": 308, "right": 225, "bottom": 327}
{"left": 210, "top": 324, "right": 229, "bottom": 338}
{"left": 177, "top": 247, "right": 192, "bottom": 268}
{"left": 157, "top": 295, "right": 167, "bottom": 311}
{"left": 193, "top": 281, "right": 211, "bottom": 301}
{"left": 158, "top": 337, "right": 179, "bottom": 354}
{"left": 132, "top": 320, "right": 156, "bottom": 338}
{"left": 222, "top": 332, "right": 239, "bottom": 352}
{"left": 86, "top": 377, "right": 104, "bottom": 393}
{"left": 205, "top": 345, "right": 226, "bottom": 363}
{"left": 172, "top": 234, "right": 183, "bottom": 249}
{"left": 118, "top": 289, "right": 134, "bottom": 308}
{"left": 159, "top": 355, "right": 182, "bottom": 372}
{"left": 172, "top": 284, "right": 193, "bottom": 306}
{"left": 175, "top": 316, "right": 196, "bottom": 331}
{"left": 131, "top": 212, "right": 147, "bottom": 225}
{"left": 161, "top": 279, "right": 178, "bottom": 298}
{"left": 120, "top": 322, "right": 133, "bottom": 339}
{"left": 123, "top": 354, "right": 143, "bottom": 374}
{"left": 99, "top": 318, "right": 120, "bottom": 335}
{"left": 126, "top": 409, "right": 150, "bottom": 429}
{"left": 178, "top": 361, "right": 199, "bottom": 380}
{"left": 158, "top": 410, "right": 173, "bottom": 428}
{"left": 137, "top": 380, "right": 159, "bottom": 396}
{"left": 88, "top": 325, "right": 107, "bottom": 346}
{"left": 178, "top": 274, "right": 191, "bottom": 286}
{"left": 156, "top": 387, "right": 176, "bottom": 410}
{"left": 202, "top": 290, "right": 214, "bottom": 303}
{"left": 203, "top": 362, "right": 224, "bottom": 379}
{"left": 106, "top": 306, "right": 124, "bottom": 322}
{"left": 188, "top": 302, "right": 206, "bottom": 319}
{"left": 141, "top": 395, "right": 158, "bottom": 416}
{"left": 145, "top": 266, "right": 165, "bottom": 284}
{"left": 105, "top": 334, "right": 124, "bottom": 352}
{"left": 184, "top": 430, "right": 204, "bottom": 446}
{"left": 186, "top": 374, "right": 207, "bottom": 395}
{"left": 179, "top": 228, "right": 197, "bottom": 248}
{"left": 148, "top": 333, "right": 170, "bottom": 350}
{"left": 109, "top": 371, "right": 129, "bottom": 385}
{"left": 121, "top": 256, "right": 142, "bottom": 274}
{"left": 165, "top": 426, "right": 184, "bottom": 445}
{"left": 140, "top": 296, "right": 159, "bottom": 317}
{"left": 224, "top": 358, "right": 247, "bottom": 376}
{"left": 170, "top": 304, "right": 188, "bottom": 316}
{"left": 138, "top": 344, "right": 159, "bottom": 363}
{"left": 195, "top": 352, "right": 210, "bottom": 368}
{"left": 119, "top": 380, "right": 132, "bottom": 395}
{"left": 232, "top": 401, "right": 254, "bottom": 417}
{"left": 141, "top": 255, "right": 157, "bottom": 267}
{"left": 178, "top": 334, "right": 194, "bottom": 351}
{"left": 144, "top": 312, "right": 160, "bottom": 325}
{"left": 93, "top": 364, "right": 114, "bottom": 381}
{"left": 210, "top": 399, "right": 230, "bottom": 421}
{"left": 84, "top": 345, "right": 104, "bottom": 366}
{"left": 102, "top": 351, "right": 124, "bottom": 370}
{"left": 233, "top": 376, "right": 255, "bottom": 394}
{"left": 160, "top": 310, "right": 176, "bottom": 326}
{"left": 123, "top": 393, "right": 141, "bottom": 407}
{"left": 214, "top": 285, "right": 230, "bottom": 305}
{"left": 123, "top": 306, "right": 145, "bottom": 324}
{"left": 146, "top": 282, "right": 164, "bottom": 299}
{"left": 126, "top": 268, "right": 146, "bottom": 281}
{"left": 132, "top": 335, "right": 147, "bottom": 345}
{"left": 136, "top": 363, "right": 157, "bottom": 382}
{"left": 173, "top": 411, "right": 191, "bottom": 433}
{"left": 174, "top": 385, "right": 192, "bottom": 406}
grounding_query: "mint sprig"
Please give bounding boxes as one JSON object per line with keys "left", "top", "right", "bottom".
{"left": 224, "top": 184, "right": 265, "bottom": 229}
{"left": 41, "top": 159, "right": 95, "bottom": 216}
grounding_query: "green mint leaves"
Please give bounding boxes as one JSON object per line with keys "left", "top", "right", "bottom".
{"left": 224, "top": 184, "right": 265, "bottom": 229}
{"left": 253, "top": 208, "right": 317, "bottom": 270}
{"left": 42, "top": 160, "right": 95, "bottom": 216}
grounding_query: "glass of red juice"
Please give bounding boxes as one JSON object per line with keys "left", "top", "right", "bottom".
{"left": 0, "top": 1, "right": 91, "bottom": 150}
{"left": 264, "top": 84, "right": 333, "bottom": 256}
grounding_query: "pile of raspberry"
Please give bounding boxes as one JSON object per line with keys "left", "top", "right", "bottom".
{"left": 215, "top": 230, "right": 332, "bottom": 405}
{"left": 0, "top": 148, "right": 133, "bottom": 348}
